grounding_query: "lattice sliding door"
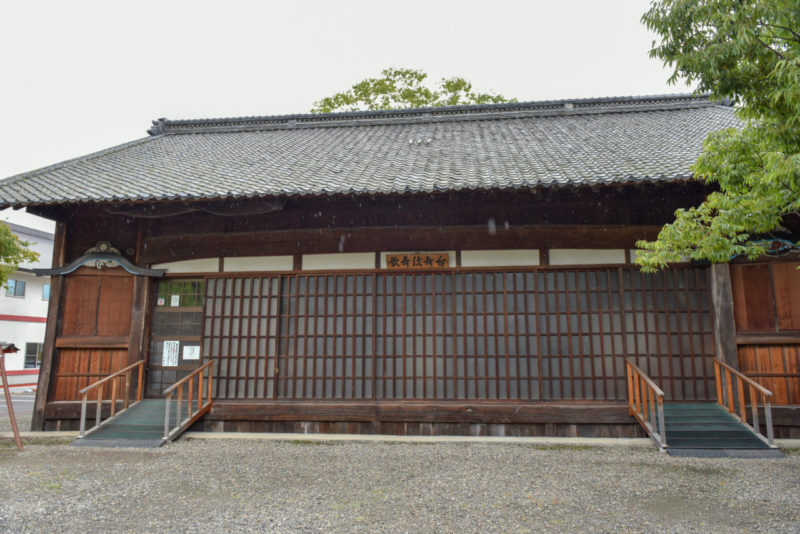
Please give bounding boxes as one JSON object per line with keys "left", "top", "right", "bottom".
{"left": 202, "top": 266, "right": 714, "bottom": 401}
{"left": 204, "top": 277, "right": 280, "bottom": 399}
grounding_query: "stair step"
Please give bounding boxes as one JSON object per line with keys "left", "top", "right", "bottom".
{"left": 667, "top": 437, "right": 770, "bottom": 449}
{"left": 90, "top": 423, "right": 164, "bottom": 436}
{"left": 83, "top": 431, "right": 165, "bottom": 440}
{"left": 667, "top": 430, "right": 757, "bottom": 439}
{"left": 72, "top": 438, "right": 165, "bottom": 448}
{"left": 72, "top": 398, "right": 207, "bottom": 448}
{"left": 663, "top": 403, "right": 722, "bottom": 411}
{"left": 635, "top": 402, "right": 777, "bottom": 452}
{"left": 667, "top": 448, "right": 784, "bottom": 458}
{"left": 666, "top": 423, "right": 746, "bottom": 431}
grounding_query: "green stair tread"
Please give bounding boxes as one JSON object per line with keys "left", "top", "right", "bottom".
{"left": 666, "top": 421, "right": 741, "bottom": 432}
{"left": 668, "top": 438, "right": 770, "bottom": 449}
{"left": 74, "top": 398, "right": 206, "bottom": 447}
{"left": 84, "top": 432, "right": 164, "bottom": 440}
{"left": 90, "top": 425, "right": 164, "bottom": 435}
{"left": 664, "top": 403, "right": 723, "bottom": 411}
{"left": 645, "top": 403, "right": 774, "bottom": 451}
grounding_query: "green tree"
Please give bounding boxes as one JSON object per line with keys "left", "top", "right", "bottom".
{"left": 636, "top": 0, "right": 800, "bottom": 271}
{"left": 312, "top": 68, "right": 514, "bottom": 113}
{"left": 0, "top": 222, "right": 39, "bottom": 288}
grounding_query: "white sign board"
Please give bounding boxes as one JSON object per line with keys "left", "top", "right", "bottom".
{"left": 170, "top": 295, "right": 181, "bottom": 307}
{"left": 162, "top": 340, "right": 180, "bottom": 367}
{"left": 183, "top": 345, "right": 200, "bottom": 360}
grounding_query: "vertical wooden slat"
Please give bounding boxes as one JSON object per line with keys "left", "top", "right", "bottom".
{"left": 736, "top": 375, "right": 746, "bottom": 421}
{"left": 521, "top": 271, "right": 534, "bottom": 400}
{"left": 430, "top": 274, "right": 436, "bottom": 399}
{"left": 692, "top": 268, "right": 713, "bottom": 399}
{"left": 272, "top": 276, "right": 281, "bottom": 400}
{"left": 480, "top": 273, "right": 490, "bottom": 398}
{"left": 626, "top": 362, "right": 634, "bottom": 415}
{"left": 534, "top": 271, "right": 544, "bottom": 400}
{"left": 552, "top": 271, "right": 564, "bottom": 399}
{"left": 509, "top": 272, "right": 521, "bottom": 399}
{"left": 235, "top": 278, "right": 246, "bottom": 399}
{"left": 617, "top": 268, "right": 630, "bottom": 400}
{"left": 291, "top": 276, "right": 301, "bottom": 399}
{"left": 371, "top": 273, "right": 377, "bottom": 400}
{"left": 449, "top": 272, "right": 460, "bottom": 399}
{"left": 725, "top": 368, "right": 735, "bottom": 413}
{"left": 241, "top": 278, "right": 253, "bottom": 398}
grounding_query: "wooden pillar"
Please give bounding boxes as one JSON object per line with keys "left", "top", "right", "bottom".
{"left": 31, "top": 220, "right": 67, "bottom": 430}
{"left": 710, "top": 263, "right": 738, "bottom": 368}
{"left": 127, "top": 276, "right": 151, "bottom": 366}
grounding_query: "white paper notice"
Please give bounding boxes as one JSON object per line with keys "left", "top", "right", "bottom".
{"left": 162, "top": 341, "right": 179, "bottom": 366}
{"left": 183, "top": 345, "right": 200, "bottom": 360}
{"left": 170, "top": 295, "right": 180, "bottom": 307}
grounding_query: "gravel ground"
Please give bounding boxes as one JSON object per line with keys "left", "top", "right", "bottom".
{"left": 1, "top": 438, "right": 798, "bottom": 533}
{"left": 0, "top": 414, "right": 32, "bottom": 433}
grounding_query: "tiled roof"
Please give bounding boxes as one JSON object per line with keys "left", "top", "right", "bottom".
{"left": 0, "top": 94, "right": 740, "bottom": 207}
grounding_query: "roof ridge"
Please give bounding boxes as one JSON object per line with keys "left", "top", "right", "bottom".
{"left": 0, "top": 136, "right": 157, "bottom": 187}
{"left": 150, "top": 93, "right": 724, "bottom": 135}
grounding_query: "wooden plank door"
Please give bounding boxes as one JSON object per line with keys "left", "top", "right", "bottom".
{"left": 50, "top": 267, "right": 134, "bottom": 401}
{"left": 731, "top": 261, "right": 800, "bottom": 405}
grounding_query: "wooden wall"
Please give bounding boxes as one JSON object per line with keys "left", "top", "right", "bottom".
{"left": 731, "top": 261, "right": 800, "bottom": 405}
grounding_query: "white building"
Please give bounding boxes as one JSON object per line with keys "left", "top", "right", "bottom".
{"left": 0, "top": 208, "right": 54, "bottom": 375}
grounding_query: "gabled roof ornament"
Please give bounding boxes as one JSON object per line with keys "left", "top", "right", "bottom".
{"left": 147, "top": 118, "right": 168, "bottom": 136}
{"left": 33, "top": 241, "right": 166, "bottom": 277}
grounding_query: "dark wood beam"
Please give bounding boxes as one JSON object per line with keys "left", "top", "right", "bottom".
{"left": 32, "top": 220, "right": 67, "bottom": 430}
{"left": 140, "top": 225, "right": 662, "bottom": 265}
{"left": 206, "top": 400, "right": 634, "bottom": 425}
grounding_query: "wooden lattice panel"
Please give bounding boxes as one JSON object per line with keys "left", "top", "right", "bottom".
{"left": 203, "top": 266, "right": 715, "bottom": 402}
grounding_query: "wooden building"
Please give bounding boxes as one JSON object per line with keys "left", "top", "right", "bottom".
{"left": 1, "top": 94, "right": 798, "bottom": 438}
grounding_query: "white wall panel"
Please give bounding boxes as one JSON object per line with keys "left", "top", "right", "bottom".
{"left": 461, "top": 249, "right": 540, "bottom": 267}
{"left": 152, "top": 258, "right": 219, "bottom": 273}
{"left": 224, "top": 255, "right": 293, "bottom": 272}
{"left": 302, "top": 252, "right": 374, "bottom": 270}
{"left": 549, "top": 249, "right": 626, "bottom": 266}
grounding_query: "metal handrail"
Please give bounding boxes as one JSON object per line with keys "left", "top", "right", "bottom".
{"left": 163, "top": 361, "right": 213, "bottom": 442}
{"left": 79, "top": 360, "right": 145, "bottom": 438}
{"left": 625, "top": 358, "right": 667, "bottom": 451}
{"left": 713, "top": 359, "right": 775, "bottom": 446}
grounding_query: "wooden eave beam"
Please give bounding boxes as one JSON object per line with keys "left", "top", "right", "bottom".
{"left": 139, "top": 224, "right": 662, "bottom": 265}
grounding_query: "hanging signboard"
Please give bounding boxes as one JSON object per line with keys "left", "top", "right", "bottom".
{"left": 386, "top": 253, "right": 449, "bottom": 270}
{"left": 162, "top": 341, "right": 179, "bottom": 366}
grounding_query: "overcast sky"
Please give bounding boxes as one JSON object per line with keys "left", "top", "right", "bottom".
{"left": 0, "top": 0, "right": 685, "bottom": 181}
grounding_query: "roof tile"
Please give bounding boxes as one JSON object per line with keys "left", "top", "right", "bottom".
{"left": 0, "top": 94, "right": 740, "bottom": 207}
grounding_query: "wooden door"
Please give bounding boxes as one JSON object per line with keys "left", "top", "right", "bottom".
{"left": 731, "top": 261, "right": 800, "bottom": 405}
{"left": 145, "top": 279, "right": 205, "bottom": 397}
{"left": 50, "top": 268, "right": 134, "bottom": 401}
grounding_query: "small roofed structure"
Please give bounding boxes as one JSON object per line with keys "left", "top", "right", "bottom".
{"left": 0, "top": 94, "right": 797, "bottom": 442}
